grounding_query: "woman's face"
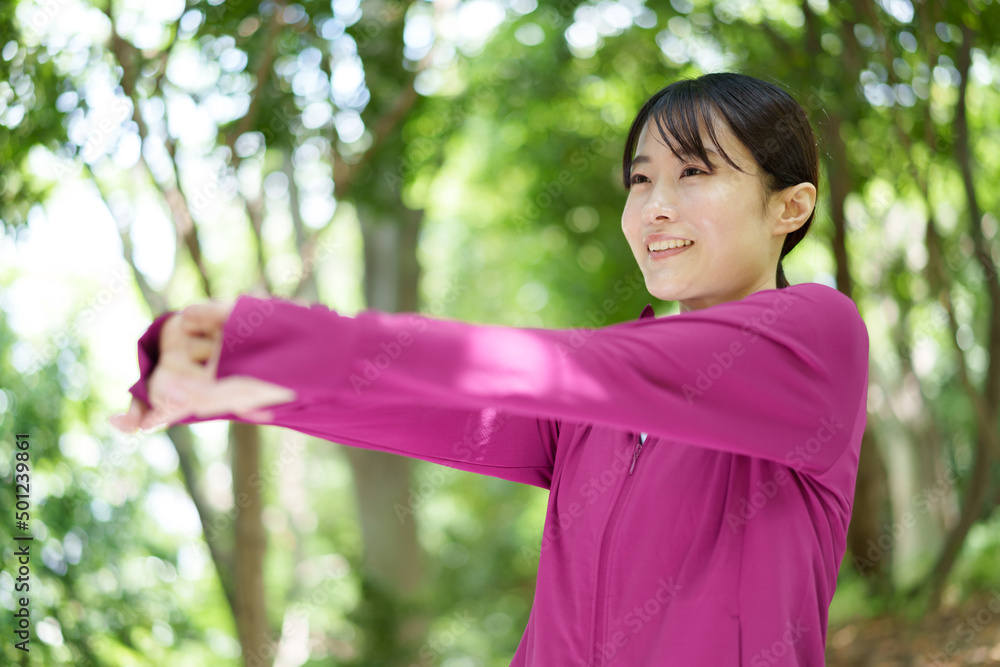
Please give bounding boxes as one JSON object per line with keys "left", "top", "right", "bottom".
{"left": 621, "top": 117, "right": 810, "bottom": 313}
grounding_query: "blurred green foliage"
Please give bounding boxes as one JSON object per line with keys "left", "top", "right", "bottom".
{"left": 2, "top": 0, "right": 1000, "bottom": 664}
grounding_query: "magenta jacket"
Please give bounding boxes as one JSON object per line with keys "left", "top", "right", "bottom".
{"left": 128, "top": 282, "right": 869, "bottom": 665}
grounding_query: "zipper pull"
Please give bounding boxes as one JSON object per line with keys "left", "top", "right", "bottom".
{"left": 628, "top": 435, "right": 644, "bottom": 475}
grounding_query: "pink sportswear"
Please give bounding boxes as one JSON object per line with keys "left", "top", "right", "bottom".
{"left": 127, "top": 281, "right": 869, "bottom": 665}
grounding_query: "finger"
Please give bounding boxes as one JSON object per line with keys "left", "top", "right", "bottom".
{"left": 140, "top": 391, "right": 192, "bottom": 431}
{"left": 190, "top": 376, "right": 296, "bottom": 420}
{"left": 146, "top": 372, "right": 200, "bottom": 426}
{"left": 180, "top": 300, "right": 234, "bottom": 335}
{"left": 139, "top": 390, "right": 186, "bottom": 430}
{"left": 159, "top": 344, "right": 215, "bottom": 380}
{"left": 205, "top": 329, "right": 224, "bottom": 378}
{"left": 160, "top": 312, "right": 186, "bottom": 351}
{"left": 146, "top": 371, "right": 251, "bottom": 426}
{"left": 145, "top": 371, "right": 296, "bottom": 427}
{"left": 109, "top": 414, "right": 130, "bottom": 432}
{"left": 235, "top": 408, "right": 274, "bottom": 423}
{"left": 109, "top": 396, "right": 149, "bottom": 433}
{"left": 188, "top": 334, "right": 218, "bottom": 364}
{"left": 139, "top": 410, "right": 170, "bottom": 431}
{"left": 154, "top": 357, "right": 206, "bottom": 389}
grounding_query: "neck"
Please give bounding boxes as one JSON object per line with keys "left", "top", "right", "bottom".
{"left": 677, "top": 275, "right": 778, "bottom": 314}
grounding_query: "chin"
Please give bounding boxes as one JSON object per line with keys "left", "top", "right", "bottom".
{"left": 646, "top": 283, "right": 687, "bottom": 303}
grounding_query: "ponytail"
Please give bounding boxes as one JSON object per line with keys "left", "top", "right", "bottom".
{"left": 776, "top": 262, "right": 788, "bottom": 289}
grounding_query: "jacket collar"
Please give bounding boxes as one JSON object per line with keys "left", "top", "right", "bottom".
{"left": 639, "top": 303, "right": 656, "bottom": 320}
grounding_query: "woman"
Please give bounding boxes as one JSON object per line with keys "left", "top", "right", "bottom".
{"left": 112, "top": 72, "right": 869, "bottom": 665}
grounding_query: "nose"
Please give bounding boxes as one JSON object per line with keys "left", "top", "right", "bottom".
{"left": 642, "top": 196, "right": 678, "bottom": 224}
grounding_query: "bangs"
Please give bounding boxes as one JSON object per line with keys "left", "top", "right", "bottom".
{"left": 622, "top": 82, "right": 747, "bottom": 189}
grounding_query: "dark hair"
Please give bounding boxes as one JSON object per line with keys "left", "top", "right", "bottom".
{"left": 621, "top": 72, "right": 819, "bottom": 289}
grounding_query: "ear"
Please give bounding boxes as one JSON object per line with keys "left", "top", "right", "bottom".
{"left": 771, "top": 182, "right": 816, "bottom": 236}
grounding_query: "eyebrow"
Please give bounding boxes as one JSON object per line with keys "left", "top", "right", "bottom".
{"left": 631, "top": 146, "right": 720, "bottom": 168}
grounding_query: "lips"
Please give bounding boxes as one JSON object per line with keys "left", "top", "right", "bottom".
{"left": 646, "top": 240, "right": 693, "bottom": 252}
{"left": 647, "top": 242, "right": 693, "bottom": 260}
{"left": 644, "top": 234, "right": 694, "bottom": 252}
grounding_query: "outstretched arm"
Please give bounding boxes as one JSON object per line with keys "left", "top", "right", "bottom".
{"left": 194, "top": 283, "right": 867, "bottom": 479}
{"left": 113, "top": 302, "right": 560, "bottom": 489}
{"left": 114, "top": 282, "right": 867, "bottom": 484}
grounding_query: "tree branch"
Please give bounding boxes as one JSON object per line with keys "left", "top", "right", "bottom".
{"left": 333, "top": 75, "right": 420, "bottom": 200}
{"left": 106, "top": 14, "right": 213, "bottom": 297}
{"left": 86, "top": 165, "right": 168, "bottom": 314}
{"left": 168, "top": 425, "right": 237, "bottom": 612}
{"left": 953, "top": 22, "right": 1000, "bottom": 411}
{"left": 87, "top": 165, "right": 239, "bottom": 622}
{"left": 239, "top": 191, "right": 274, "bottom": 294}
{"left": 225, "top": 3, "right": 288, "bottom": 172}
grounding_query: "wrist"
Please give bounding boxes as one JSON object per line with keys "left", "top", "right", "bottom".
{"left": 127, "top": 309, "right": 179, "bottom": 406}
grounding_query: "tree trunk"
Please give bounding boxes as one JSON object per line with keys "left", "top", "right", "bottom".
{"left": 879, "top": 292, "right": 954, "bottom": 587}
{"left": 231, "top": 421, "right": 274, "bottom": 667}
{"left": 341, "top": 206, "right": 430, "bottom": 661}
{"left": 826, "top": 110, "right": 893, "bottom": 592}
{"left": 921, "top": 22, "right": 1000, "bottom": 610}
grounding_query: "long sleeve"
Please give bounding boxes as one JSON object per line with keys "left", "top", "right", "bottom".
{"left": 127, "top": 309, "right": 561, "bottom": 489}
{"left": 129, "top": 282, "right": 869, "bottom": 481}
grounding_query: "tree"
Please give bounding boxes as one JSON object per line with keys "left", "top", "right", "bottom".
{"left": 4, "top": 0, "right": 1000, "bottom": 663}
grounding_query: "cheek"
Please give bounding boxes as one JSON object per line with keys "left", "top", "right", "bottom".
{"left": 621, "top": 201, "right": 640, "bottom": 233}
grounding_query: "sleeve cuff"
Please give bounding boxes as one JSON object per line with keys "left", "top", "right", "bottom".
{"left": 126, "top": 308, "right": 178, "bottom": 407}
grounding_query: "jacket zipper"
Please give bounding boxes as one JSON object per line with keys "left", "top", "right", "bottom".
{"left": 591, "top": 432, "right": 646, "bottom": 665}
{"left": 628, "top": 434, "right": 644, "bottom": 475}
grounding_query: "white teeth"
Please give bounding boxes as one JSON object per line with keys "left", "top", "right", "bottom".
{"left": 648, "top": 239, "right": 693, "bottom": 251}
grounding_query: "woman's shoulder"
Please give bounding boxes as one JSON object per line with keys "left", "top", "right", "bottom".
{"left": 781, "top": 282, "right": 870, "bottom": 359}
{"left": 751, "top": 280, "right": 854, "bottom": 304}
{"left": 788, "top": 281, "right": 866, "bottom": 326}
{"left": 785, "top": 280, "right": 858, "bottom": 303}
{"left": 716, "top": 281, "right": 869, "bottom": 361}
{"left": 750, "top": 281, "right": 865, "bottom": 327}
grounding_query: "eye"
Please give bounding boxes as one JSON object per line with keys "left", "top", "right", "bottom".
{"left": 681, "top": 166, "right": 708, "bottom": 177}
{"left": 629, "top": 173, "right": 650, "bottom": 185}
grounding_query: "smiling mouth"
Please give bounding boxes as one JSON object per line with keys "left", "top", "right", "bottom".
{"left": 647, "top": 241, "right": 694, "bottom": 259}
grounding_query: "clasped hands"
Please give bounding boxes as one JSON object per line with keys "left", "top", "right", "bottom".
{"left": 109, "top": 300, "right": 296, "bottom": 433}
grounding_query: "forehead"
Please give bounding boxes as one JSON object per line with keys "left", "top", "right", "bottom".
{"left": 634, "top": 115, "right": 753, "bottom": 171}
{"left": 636, "top": 116, "right": 727, "bottom": 153}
